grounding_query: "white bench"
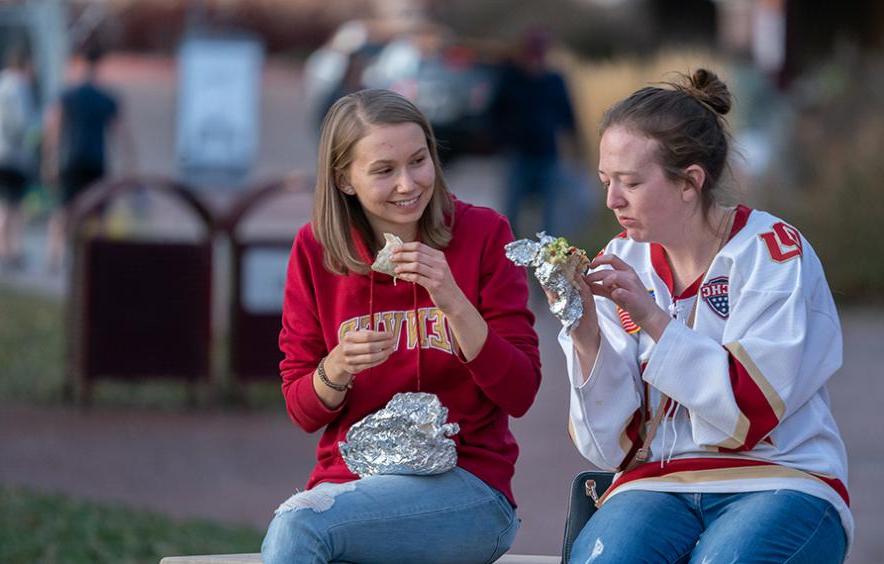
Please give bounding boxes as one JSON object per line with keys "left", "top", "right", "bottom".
{"left": 159, "top": 553, "right": 559, "bottom": 563}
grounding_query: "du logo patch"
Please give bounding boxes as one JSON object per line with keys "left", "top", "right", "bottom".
{"left": 700, "top": 276, "right": 729, "bottom": 318}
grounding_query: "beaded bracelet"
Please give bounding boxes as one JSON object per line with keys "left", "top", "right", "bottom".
{"left": 318, "top": 357, "right": 352, "bottom": 392}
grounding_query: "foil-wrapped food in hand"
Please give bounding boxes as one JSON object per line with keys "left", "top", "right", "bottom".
{"left": 505, "top": 232, "right": 591, "bottom": 330}
{"left": 371, "top": 232, "right": 404, "bottom": 284}
{"left": 339, "top": 392, "right": 460, "bottom": 477}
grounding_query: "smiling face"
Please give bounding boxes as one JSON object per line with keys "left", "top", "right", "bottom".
{"left": 598, "top": 126, "right": 696, "bottom": 244}
{"left": 341, "top": 122, "right": 436, "bottom": 242}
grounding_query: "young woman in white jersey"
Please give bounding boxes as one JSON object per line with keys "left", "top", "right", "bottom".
{"left": 560, "top": 69, "right": 850, "bottom": 563}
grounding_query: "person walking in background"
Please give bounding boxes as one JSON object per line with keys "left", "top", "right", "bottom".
{"left": 491, "top": 28, "right": 581, "bottom": 237}
{"left": 43, "top": 42, "right": 135, "bottom": 271}
{"left": 261, "top": 89, "right": 541, "bottom": 563}
{"left": 0, "top": 46, "right": 36, "bottom": 270}
{"left": 316, "top": 50, "right": 369, "bottom": 132}
{"left": 557, "top": 69, "right": 850, "bottom": 562}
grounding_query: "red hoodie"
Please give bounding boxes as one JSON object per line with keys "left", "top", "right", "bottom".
{"left": 279, "top": 198, "right": 542, "bottom": 505}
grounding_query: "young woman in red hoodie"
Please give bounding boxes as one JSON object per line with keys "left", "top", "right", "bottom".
{"left": 261, "top": 89, "right": 542, "bottom": 564}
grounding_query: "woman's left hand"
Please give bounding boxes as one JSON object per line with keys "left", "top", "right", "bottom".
{"left": 585, "top": 254, "right": 670, "bottom": 340}
{"left": 392, "top": 242, "right": 467, "bottom": 313}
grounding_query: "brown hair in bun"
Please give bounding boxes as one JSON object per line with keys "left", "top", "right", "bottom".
{"left": 600, "top": 68, "right": 734, "bottom": 214}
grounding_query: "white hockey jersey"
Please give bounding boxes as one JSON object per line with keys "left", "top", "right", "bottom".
{"left": 560, "top": 205, "right": 853, "bottom": 546}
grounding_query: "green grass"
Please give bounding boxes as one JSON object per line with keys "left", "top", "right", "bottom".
{"left": 0, "top": 284, "right": 66, "bottom": 402}
{"left": 0, "top": 486, "right": 263, "bottom": 564}
{"left": 0, "top": 284, "right": 282, "bottom": 408}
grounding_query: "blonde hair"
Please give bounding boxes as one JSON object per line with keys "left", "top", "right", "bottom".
{"left": 312, "top": 89, "right": 454, "bottom": 275}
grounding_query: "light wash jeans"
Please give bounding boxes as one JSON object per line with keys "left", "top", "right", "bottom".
{"left": 261, "top": 467, "right": 519, "bottom": 564}
{"left": 569, "top": 489, "right": 847, "bottom": 564}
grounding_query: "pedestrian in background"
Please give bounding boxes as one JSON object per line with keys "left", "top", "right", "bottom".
{"left": 43, "top": 42, "right": 135, "bottom": 271}
{"left": 0, "top": 45, "right": 36, "bottom": 270}
{"left": 491, "top": 28, "right": 582, "bottom": 238}
{"left": 316, "top": 50, "right": 369, "bottom": 132}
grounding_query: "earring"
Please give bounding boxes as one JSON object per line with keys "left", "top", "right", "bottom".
{"left": 342, "top": 186, "right": 355, "bottom": 195}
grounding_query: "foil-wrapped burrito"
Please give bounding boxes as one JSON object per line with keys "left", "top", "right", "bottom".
{"left": 339, "top": 392, "right": 460, "bottom": 477}
{"left": 372, "top": 232, "right": 403, "bottom": 283}
{"left": 505, "top": 232, "right": 591, "bottom": 330}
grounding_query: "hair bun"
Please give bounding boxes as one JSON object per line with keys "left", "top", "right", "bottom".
{"left": 684, "top": 68, "right": 732, "bottom": 116}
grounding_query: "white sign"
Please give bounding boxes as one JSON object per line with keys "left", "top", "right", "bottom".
{"left": 241, "top": 247, "right": 289, "bottom": 314}
{"left": 176, "top": 35, "right": 263, "bottom": 175}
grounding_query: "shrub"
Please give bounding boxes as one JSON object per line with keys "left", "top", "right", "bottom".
{"left": 757, "top": 49, "right": 884, "bottom": 302}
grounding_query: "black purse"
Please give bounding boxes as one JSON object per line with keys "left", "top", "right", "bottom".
{"left": 560, "top": 471, "right": 615, "bottom": 564}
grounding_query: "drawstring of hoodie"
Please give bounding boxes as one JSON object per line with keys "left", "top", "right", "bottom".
{"left": 368, "top": 270, "right": 375, "bottom": 381}
{"left": 412, "top": 281, "right": 422, "bottom": 391}
{"left": 366, "top": 268, "right": 422, "bottom": 392}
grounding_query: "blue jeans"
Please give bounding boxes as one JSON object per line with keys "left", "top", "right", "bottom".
{"left": 569, "top": 490, "right": 846, "bottom": 564}
{"left": 262, "top": 467, "right": 519, "bottom": 564}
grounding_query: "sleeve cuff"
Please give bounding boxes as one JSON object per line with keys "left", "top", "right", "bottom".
{"left": 558, "top": 325, "right": 617, "bottom": 393}
{"left": 291, "top": 371, "right": 346, "bottom": 427}
{"left": 461, "top": 329, "right": 513, "bottom": 388}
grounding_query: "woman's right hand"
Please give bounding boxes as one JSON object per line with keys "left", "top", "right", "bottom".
{"left": 545, "top": 276, "right": 601, "bottom": 348}
{"left": 546, "top": 278, "right": 601, "bottom": 383}
{"left": 325, "top": 330, "right": 396, "bottom": 381}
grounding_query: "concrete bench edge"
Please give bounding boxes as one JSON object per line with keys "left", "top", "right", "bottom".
{"left": 159, "top": 553, "right": 560, "bottom": 563}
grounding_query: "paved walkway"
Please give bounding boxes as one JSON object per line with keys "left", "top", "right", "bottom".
{"left": 2, "top": 285, "right": 882, "bottom": 562}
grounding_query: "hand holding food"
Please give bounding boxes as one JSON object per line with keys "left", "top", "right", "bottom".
{"left": 505, "top": 232, "right": 592, "bottom": 329}
{"left": 372, "top": 233, "right": 404, "bottom": 283}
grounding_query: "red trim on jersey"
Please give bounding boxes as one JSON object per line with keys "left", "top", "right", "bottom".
{"left": 811, "top": 472, "right": 851, "bottom": 506}
{"left": 650, "top": 205, "right": 752, "bottom": 300}
{"left": 731, "top": 205, "right": 752, "bottom": 237}
{"left": 619, "top": 366, "right": 650, "bottom": 470}
{"left": 662, "top": 396, "right": 676, "bottom": 417}
{"left": 719, "top": 351, "right": 780, "bottom": 451}
{"left": 679, "top": 277, "right": 704, "bottom": 300}
{"left": 650, "top": 244, "right": 703, "bottom": 299}
{"left": 650, "top": 244, "right": 674, "bottom": 295}
{"left": 609, "top": 457, "right": 849, "bottom": 506}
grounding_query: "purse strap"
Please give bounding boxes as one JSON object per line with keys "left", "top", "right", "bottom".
{"left": 623, "top": 393, "right": 669, "bottom": 472}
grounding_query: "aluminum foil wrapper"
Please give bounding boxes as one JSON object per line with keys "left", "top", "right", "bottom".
{"left": 339, "top": 392, "right": 460, "bottom": 477}
{"left": 505, "top": 231, "right": 587, "bottom": 330}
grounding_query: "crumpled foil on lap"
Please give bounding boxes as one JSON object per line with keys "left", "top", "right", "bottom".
{"left": 339, "top": 392, "right": 460, "bottom": 477}
{"left": 505, "top": 232, "right": 587, "bottom": 330}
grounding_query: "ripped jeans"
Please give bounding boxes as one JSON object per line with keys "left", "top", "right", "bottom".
{"left": 569, "top": 489, "right": 846, "bottom": 564}
{"left": 261, "top": 467, "right": 519, "bottom": 564}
